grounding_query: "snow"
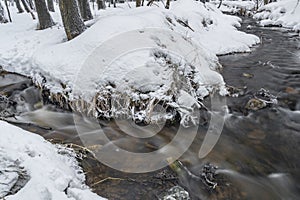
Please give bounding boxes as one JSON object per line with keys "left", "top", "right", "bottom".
{"left": 254, "top": 0, "right": 300, "bottom": 32}
{"left": 211, "top": 0, "right": 256, "bottom": 15}
{"left": 0, "top": 121, "right": 106, "bottom": 200}
{"left": 0, "top": 1, "right": 259, "bottom": 90}
{"left": 0, "top": 1, "right": 259, "bottom": 121}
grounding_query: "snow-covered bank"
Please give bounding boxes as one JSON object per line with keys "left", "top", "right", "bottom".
{"left": 254, "top": 0, "right": 300, "bottom": 32}
{"left": 211, "top": 0, "right": 256, "bottom": 15}
{"left": 0, "top": 0, "right": 259, "bottom": 122}
{"left": 0, "top": 121, "right": 105, "bottom": 200}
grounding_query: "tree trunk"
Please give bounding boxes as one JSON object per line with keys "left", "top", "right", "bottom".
{"left": 28, "top": 0, "right": 35, "bottom": 10}
{"left": 21, "top": 0, "right": 35, "bottom": 19}
{"left": 136, "top": 0, "right": 141, "bottom": 7}
{"left": 34, "top": 0, "right": 54, "bottom": 29}
{"left": 108, "top": 0, "right": 115, "bottom": 8}
{"left": 165, "top": 0, "right": 170, "bottom": 9}
{"left": 0, "top": 1, "right": 8, "bottom": 23}
{"left": 59, "top": 0, "right": 86, "bottom": 40}
{"left": 20, "top": 0, "right": 30, "bottom": 12}
{"left": 47, "top": 0, "right": 55, "bottom": 12}
{"left": 78, "top": 0, "right": 93, "bottom": 21}
{"left": 15, "top": 0, "right": 24, "bottom": 13}
{"left": 97, "top": 0, "right": 106, "bottom": 10}
{"left": 4, "top": 0, "right": 12, "bottom": 22}
{"left": 147, "top": 0, "right": 154, "bottom": 6}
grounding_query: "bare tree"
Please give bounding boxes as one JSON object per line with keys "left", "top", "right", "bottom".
{"left": 78, "top": 0, "right": 93, "bottom": 21}
{"left": 97, "top": 0, "right": 106, "bottom": 9}
{"left": 28, "top": 0, "right": 35, "bottom": 10}
{"left": 34, "top": 0, "right": 54, "bottom": 29}
{"left": 136, "top": 0, "right": 141, "bottom": 7}
{"left": 108, "top": 0, "right": 116, "bottom": 8}
{"left": 165, "top": 0, "right": 170, "bottom": 9}
{"left": 59, "top": 0, "right": 86, "bottom": 40}
{"left": 21, "top": 0, "right": 30, "bottom": 12}
{"left": 47, "top": 0, "right": 55, "bottom": 12}
{"left": 147, "top": 0, "right": 154, "bottom": 6}
{"left": 4, "top": 0, "right": 12, "bottom": 22}
{"left": 0, "top": 1, "right": 8, "bottom": 23}
{"left": 21, "top": 0, "right": 35, "bottom": 19}
{"left": 15, "top": 0, "right": 24, "bottom": 13}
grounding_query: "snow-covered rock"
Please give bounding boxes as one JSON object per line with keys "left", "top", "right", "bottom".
{"left": 254, "top": 0, "right": 300, "bottom": 32}
{"left": 0, "top": 121, "right": 105, "bottom": 200}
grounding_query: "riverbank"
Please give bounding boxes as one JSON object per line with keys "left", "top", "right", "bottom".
{"left": 0, "top": 0, "right": 259, "bottom": 123}
{"left": 254, "top": 0, "right": 300, "bottom": 33}
{"left": 1, "top": 1, "right": 299, "bottom": 199}
{"left": 0, "top": 120, "right": 106, "bottom": 200}
{"left": 0, "top": 15, "right": 299, "bottom": 199}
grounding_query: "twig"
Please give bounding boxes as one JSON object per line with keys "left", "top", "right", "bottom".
{"left": 91, "top": 177, "right": 125, "bottom": 187}
{"left": 176, "top": 19, "right": 195, "bottom": 32}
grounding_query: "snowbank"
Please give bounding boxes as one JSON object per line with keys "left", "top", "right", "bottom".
{"left": 211, "top": 0, "right": 256, "bottom": 15}
{"left": 254, "top": 0, "right": 300, "bottom": 32}
{"left": 0, "top": 0, "right": 259, "bottom": 122}
{"left": 0, "top": 121, "right": 105, "bottom": 200}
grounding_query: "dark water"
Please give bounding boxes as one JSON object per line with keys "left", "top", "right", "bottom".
{"left": 1, "top": 18, "right": 300, "bottom": 199}
{"left": 215, "top": 17, "right": 300, "bottom": 199}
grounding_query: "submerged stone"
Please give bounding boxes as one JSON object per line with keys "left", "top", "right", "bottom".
{"left": 245, "top": 98, "right": 267, "bottom": 111}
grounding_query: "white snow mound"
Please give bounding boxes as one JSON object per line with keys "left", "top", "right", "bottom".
{"left": 254, "top": 0, "right": 300, "bottom": 32}
{"left": 0, "top": 121, "right": 106, "bottom": 200}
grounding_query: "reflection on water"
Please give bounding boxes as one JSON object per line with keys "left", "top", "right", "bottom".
{"left": 1, "top": 18, "right": 300, "bottom": 199}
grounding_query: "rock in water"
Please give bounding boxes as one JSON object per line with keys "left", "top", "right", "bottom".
{"left": 159, "top": 186, "right": 190, "bottom": 200}
{"left": 245, "top": 98, "right": 267, "bottom": 111}
{"left": 245, "top": 88, "right": 277, "bottom": 111}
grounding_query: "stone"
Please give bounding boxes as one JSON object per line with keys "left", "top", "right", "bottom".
{"left": 245, "top": 98, "right": 267, "bottom": 111}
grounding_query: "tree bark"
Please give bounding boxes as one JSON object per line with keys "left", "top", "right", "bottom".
{"left": 20, "top": 0, "right": 30, "bottom": 12}
{"left": 28, "top": 0, "right": 35, "bottom": 10}
{"left": 59, "top": 0, "right": 86, "bottom": 40}
{"left": 0, "top": 1, "right": 8, "bottom": 23}
{"left": 21, "top": 0, "right": 35, "bottom": 19}
{"left": 97, "top": 0, "right": 106, "bottom": 10}
{"left": 4, "top": 0, "right": 12, "bottom": 22}
{"left": 108, "top": 0, "right": 115, "bottom": 8}
{"left": 15, "top": 0, "right": 24, "bottom": 13}
{"left": 136, "top": 0, "right": 141, "bottom": 7}
{"left": 34, "top": 0, "right": 54, "bottom": 29}
{"left": 165, "top": 0, "right": 170, "bottom": 9}
{"left": 47, "top": 0, "right": 55, "bottom": 12}
{"left": 78, "top": 0, "right": 93, "bottom": 21}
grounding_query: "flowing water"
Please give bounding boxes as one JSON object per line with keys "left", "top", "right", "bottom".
{"left": 0, "top": 18, "right": 299, "bottom": 199}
